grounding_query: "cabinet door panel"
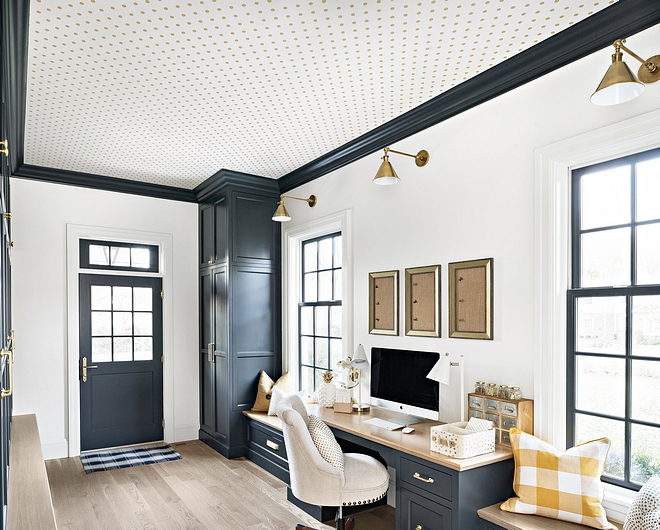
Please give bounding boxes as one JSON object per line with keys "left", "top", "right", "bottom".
{"left": 200, "top": 203, "right": 215, "bottom": 266}
{"left": 214, "top": 197, "right": 227, "bottom": 263}
{"left": 400, "top": 487, "right": 452, "bottom": 530}
{"left": 213, "top": 267, "right": 228, "bottom": 357}
{"left": 200, "top": 351, "right": 214, "bottom": 434}
{"left": 234, "top": 196, "right": 276, "bottom": 262}
{"left": 214, "top": 355, "right": 229, "bottom": 440}
{"left": 233, "top": 269, "right": 275, "bottom": 354}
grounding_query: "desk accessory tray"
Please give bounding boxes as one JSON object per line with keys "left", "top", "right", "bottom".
{"left": 430, "top": 421, "right": 496, "bottom": 458}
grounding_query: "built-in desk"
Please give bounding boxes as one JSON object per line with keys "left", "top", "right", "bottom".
{"left": 244, "top": 405, "right": 514, "bottom": 530}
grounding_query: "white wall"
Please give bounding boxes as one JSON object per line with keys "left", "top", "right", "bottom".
{"left": 281, "top": 24, "right": 660, "bottom": 426}
{"left": 10, "top": 179, "right": 199, "bottom": 458}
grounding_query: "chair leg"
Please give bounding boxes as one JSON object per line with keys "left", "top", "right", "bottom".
{"left": 335, "top": 508, "right": 355, "bottom": 530}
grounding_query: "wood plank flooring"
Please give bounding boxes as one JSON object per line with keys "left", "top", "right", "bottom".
{"left": 46, "top": 440, "right": 395, "bottom": 530}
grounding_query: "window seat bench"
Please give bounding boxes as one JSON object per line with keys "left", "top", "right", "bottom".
{"left": 7, "top": 414, "right": 57, "bottom": 530}
{"left": 478, "top": 503, "right": 622, "bottom": 530}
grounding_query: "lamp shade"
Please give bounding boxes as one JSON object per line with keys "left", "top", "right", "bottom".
{"left": 350, "top": 344, "right": 368, "bottom": 367}
{"left": 426, "top": 352, "right": 451, "bottom": 385}
{"left": 373, "top": 156, "right": 400, "bottom": 185}
{"left": 272, "top": 200, "right": 291, "bottom": 222}
{"left": 591, "top": 54, "right": 645, "bottom": 106}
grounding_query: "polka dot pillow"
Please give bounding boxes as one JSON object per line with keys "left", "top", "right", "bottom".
{"left": 624, "top": 475, "right": 660, "bottom": 530}
{"left": 307, "top": 414, "right": 344, "bottom": 472}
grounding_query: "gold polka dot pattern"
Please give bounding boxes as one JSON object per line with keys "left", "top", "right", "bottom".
{"left": 25, "top": 0, "right": 614, "bottom": 189}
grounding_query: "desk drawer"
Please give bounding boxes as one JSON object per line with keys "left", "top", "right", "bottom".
{"left": 400, "top": 457, "right": 453, "bottom": 502}
{"left": 247, "top": 421, "right": 288, "bottom": 462}
{"left": 400, "top": 486, "right": 452, "bottom": 530}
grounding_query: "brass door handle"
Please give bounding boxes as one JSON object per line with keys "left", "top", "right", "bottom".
{"left": 82, "top": 356, "right": 98, "bottom": 383}
{"left": 207, "top": 343, "right": 215, "bottom": 363}
{"left": 2, "top": 330, "right": 16, "bottom": 398}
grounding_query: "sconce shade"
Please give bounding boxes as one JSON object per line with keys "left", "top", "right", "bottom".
{"left": 373, "top": 155, "right": 400, "bottom": 186}
{"left": 426, "top": 352, "right": 451, "bottom": 385}
{"left": 591, "top": 55, "right": 644, "bottom": 105}
{"left": 272, "top": 200, "right": 291, "bottom": 222}
{"left": 351, "top": 344, "right": 368, "bottom": 367}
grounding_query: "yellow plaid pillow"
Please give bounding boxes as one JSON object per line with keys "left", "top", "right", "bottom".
{"left": 501, "top": 428, "right": 615, "bottom": 529}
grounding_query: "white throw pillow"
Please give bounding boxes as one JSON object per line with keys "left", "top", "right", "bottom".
{"left": 267, "top": 385, "right": 308, "bottom": 416}
{"left": 307, "top": 414, "right": 344, "bottom": 471}
{"left": 624, "top": 475, "right": 660, "bottom": 530}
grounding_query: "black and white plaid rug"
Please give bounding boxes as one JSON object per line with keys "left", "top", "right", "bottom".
{"left": 80, "top": 443, "right": 181, "bottom": 473}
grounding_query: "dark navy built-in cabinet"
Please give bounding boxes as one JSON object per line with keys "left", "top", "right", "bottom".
{"left": 195, "top": 171, "right": 281, "bottom": 458}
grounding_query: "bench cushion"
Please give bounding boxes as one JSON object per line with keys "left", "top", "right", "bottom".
{"left": 501, "top": 428, "right": 614, "bottom": 529}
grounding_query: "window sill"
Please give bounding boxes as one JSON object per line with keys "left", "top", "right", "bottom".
{"left": 602, "top": 482, "right": 636, "bottom": 524}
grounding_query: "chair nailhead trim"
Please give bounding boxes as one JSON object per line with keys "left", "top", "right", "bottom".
{"left": 342, "top": 491, "right": 387, "bottom": 506}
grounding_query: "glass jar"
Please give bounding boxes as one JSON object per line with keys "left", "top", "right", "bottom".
{"left": 475, "top": 381, "right": 486, "bottom": 395}
{"left": 485, "top": 383, "right": 497, "bottom": 396}
{"left": 497, "top": 385, "right": 509, "bottom": 399}
{"left": 509, "top": 387, "right": 522, "bottom": 400}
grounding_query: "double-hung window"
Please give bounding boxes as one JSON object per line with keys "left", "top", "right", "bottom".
{"left": 567, "top": 148, "right": 660, "bottom": 490}
{"left": 299, "top": 232, "right": 342, "bottom": 392}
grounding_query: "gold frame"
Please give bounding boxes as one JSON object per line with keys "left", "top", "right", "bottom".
{"left": 369, "top": 270, "right": 399, "bottom": 335}
{"left": 405, "top": 265, "right": 440, "bottom": 337}
{"left": 449, "top": 258, "right": 493, "bottom": 340}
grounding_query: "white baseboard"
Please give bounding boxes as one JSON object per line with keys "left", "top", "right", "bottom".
{"left": 42, "top": 439, "right": 69, "bottom": 460}
{"left": 172, "top": 422, "right": 199, "bottom": 443}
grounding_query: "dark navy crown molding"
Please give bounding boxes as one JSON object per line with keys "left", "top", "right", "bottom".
{"left": 277, "top": 0, "right": 660, "bottom": 193}
{"left": 193, "top": 168, "right": 281, "bottom": 203}
{"left": 12, "top": 164, "right": 198, "bottom": 203}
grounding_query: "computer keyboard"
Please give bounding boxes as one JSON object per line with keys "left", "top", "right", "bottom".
{"left": 363, "top": 417, "right": 404, "bottom": 430}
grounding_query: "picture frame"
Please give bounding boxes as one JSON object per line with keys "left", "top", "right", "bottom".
{"left": 369, "top": 270, "right": 399, "bottom": 335}
{"left": 448, "top": 258, "right": 493, "bottom": 340}
{"left": 405, "top": 265, "right": 440, "bottom": 337}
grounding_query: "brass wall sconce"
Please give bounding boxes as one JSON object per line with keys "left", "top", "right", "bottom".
{"left": 272, "top": 194, "right": 317, "bottom": 222}
{"left": 591, "top": 39, "right": 660, "bottom": 106}
{"left": 373, "top": 147, "right": 430, "bottom": 185}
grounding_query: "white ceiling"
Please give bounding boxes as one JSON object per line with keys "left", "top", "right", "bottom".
{"left": 24, "top": 0, "right": 615, "bottom": 190}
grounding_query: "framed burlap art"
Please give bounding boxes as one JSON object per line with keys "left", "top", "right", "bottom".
{"left": 448, "top": 258, "right": 493, "bottom": 340}
{"left": 369, "top": 270, "right": 398, "bottom": 335}
{"left": 405, "top": 265, "right": 440, "bottom": 337}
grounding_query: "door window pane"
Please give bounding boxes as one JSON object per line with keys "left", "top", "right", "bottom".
{"left": 632, "top": 295, "right": 660, "bottom": 358}
{"left": 113, "top": 286, "right": 132, "bottom": 310}
{"left": 576, "top": 296, "right": 626, "bottom": 355}
{"left": 133, "top": 288, "right": 152, "bottom": 311}
{"left": 89, "top": 245, "right": 110, "bottom": 266}
{"left": 636, "top": 223, "right": 660, "bottom": 285}
{"left": 131, "top": 248, "right": 151, "bottom": 268}
{"left": 581, "top": 166, "right": 630, "bottom": 230}
{"left": 113, "top": 312, "right": 133, "bottom": 336}
{"left": 91, "top": 285, "right": 111, "bottom": 309}
{"left": 134, "top": 312, "right": 152, "bottom": 335}
{"left": 113, "top": 337, "right": 133, "bottom": 361}
{"left": 581, "top": 228, "right": 630, "bottom": 287}
{"left": 91, "top": 312, "right": 111, "bottom": 336}
{"left": 92, "top": 337, "right": 112, "bottom": 363}
{"left": 576, "top": 356, "right": 625, "bottom": 417}
{"left": 110, "top": 247, "right": 131, "bottom": 267}
{"left": 636, "top": 158, "right": 660, "bottom": 222}
{"left": 134, "top": 337, "right": 153, "bottom": 361}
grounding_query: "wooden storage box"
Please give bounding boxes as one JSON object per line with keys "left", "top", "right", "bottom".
{"left": 430, "top": 421, "right": 496, "bottom": 458}
{"left": 467, "top": 393, "right": 534, "bottom": 446}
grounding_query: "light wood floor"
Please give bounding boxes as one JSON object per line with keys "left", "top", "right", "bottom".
{"left": 46, "top": 440, "right": 395, "bottom": 530}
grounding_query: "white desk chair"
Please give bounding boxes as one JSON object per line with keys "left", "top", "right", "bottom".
{"left": 275, "top": 394, "right": 390, "bottom": 530}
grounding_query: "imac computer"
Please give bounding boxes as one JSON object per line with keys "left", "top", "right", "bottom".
{"left": 370, "top": 347, "right": 440, "bottom": 423}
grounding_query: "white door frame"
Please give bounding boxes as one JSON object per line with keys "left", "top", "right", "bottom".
{"left": 66, "top": 224, "right": 174, "bottom": 457}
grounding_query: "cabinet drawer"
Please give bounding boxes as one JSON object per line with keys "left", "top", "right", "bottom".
{"left": 469, "top": 395, "right": 484, "bottom": 409}
{"left": 501, "top": 402, "right": 518, "bottom": 416}
{"left": 400, "top": 457, "right": 453, "bottom": 502}
{"left": 485, "top": 399, "right": 500, "bottom": 413}
{"left": 400, "top": 486, "right": 452, "bottom": 530}
{"left": 501, "top": 416, "right": 517, "bottom": 430}
{"left": 485, "top": 413, "right": 500, "bottom": 427}
{"left": 247, "top": 422, "right": 288, "bottom": 462}
{"left": 500, "top": 430, "right": 511, "bottom": 446}
{"left": 469, "top": 409, "right": 484, "bottom": 420}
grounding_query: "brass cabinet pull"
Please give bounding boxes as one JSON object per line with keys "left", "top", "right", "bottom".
{"left": 266, "top": 439, "right": 279, "bottom": 451}
{"left": 207, "top": 342, "right": 215, "bottom": 363}
{"left": 413, "top": 472, "right": 434, "bottom": 484}
{"left": 81, "top": 356, "right": 98, "bottom": 383}
{"left": 0, "top": 140, "right": 8, "bottom": 157}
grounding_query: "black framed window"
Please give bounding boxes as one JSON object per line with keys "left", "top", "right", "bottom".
{"left": 299, "top": 232, "right": 342, "bottom": 392}
{"left": 568, "top": 147, "right": 660, "bottom": 491}
{"left": 80, "top": 239, "right": 159, "bottom": 273}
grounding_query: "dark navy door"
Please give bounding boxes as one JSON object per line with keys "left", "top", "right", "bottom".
{"left": 79, "top": 274, "right": 163, "bottom": 451}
